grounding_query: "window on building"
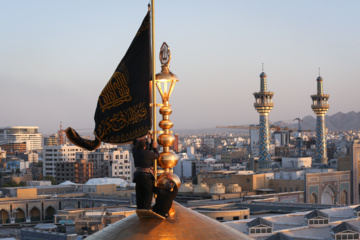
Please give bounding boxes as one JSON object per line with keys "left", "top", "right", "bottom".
{"left": 216, "top": 217, "right": 223, "bottom": 221}
{"left": 233, "top": 216, "right": 239, "bottom": 220}
{"left": 336, "top": 233, "right": 358, "bottom": 239}
{"left": 249, "top": 227, "right": 272, "bottom": 235}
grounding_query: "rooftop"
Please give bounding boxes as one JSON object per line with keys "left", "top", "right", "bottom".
{"left": 224, "top": 205, "right": 360, "bottom": 239}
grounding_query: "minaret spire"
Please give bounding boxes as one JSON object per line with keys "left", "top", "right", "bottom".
{"left": 254, "top": 66, "right": 274, "bottom": 172}
{"left": 260, "top": 64, "right": 267, "bottom": 92}
{"left": 311, "top": 73, "right": 330, "bottom": 165}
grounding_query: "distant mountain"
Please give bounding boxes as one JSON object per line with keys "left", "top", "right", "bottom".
{"left": 274, "top": 111, "right": 360, "bottom": 132}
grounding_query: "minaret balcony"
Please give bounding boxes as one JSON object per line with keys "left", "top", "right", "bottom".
{"left": 311, "top": 104, "right": 329, "bottom": 115}
{"left": 311, "top": 103, "right": 329, "bottom": 109}
{"left": 254, "top": 102, "right": 274, "bottom": 108}
{"left": 254, "top": 92, "right": 274, "bottom": 98}
{"left": 311, "top": 94, "right": 330, "bottom": 101}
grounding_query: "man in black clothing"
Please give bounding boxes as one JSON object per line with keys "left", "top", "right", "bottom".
{"left": 152, "top": 176, "right": 178, "bottom": 218}
{"left": 132, "top": 136, "right": 159, "bottom": 209}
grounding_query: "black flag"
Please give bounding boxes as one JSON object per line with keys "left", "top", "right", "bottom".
{"left": 66, "top": 11, "right": 151, "bottom": 151}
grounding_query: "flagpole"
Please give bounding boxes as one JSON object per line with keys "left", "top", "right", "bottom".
{"left": 151, "top": 0, "right": 157, "bottom": 185}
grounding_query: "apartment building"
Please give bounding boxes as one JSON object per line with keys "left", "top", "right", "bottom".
{"left": 43, "top": 145, "right": 85, "bottom": 177}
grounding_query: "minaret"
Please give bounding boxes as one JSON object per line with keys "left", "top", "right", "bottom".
{"left": 311, "top": 74, "right": 330, "bottom": 165}
{"left": 253, "top": 68, "right": 274, "bottom": 172}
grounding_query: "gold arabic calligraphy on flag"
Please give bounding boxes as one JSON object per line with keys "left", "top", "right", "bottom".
{"left": 97, "top": 102, "right": 148, "bottom": 140}
{"left": 99, "top": 69, "right": 131, "bottom": 112}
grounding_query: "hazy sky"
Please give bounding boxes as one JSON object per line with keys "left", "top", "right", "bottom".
{"left": 1, "top": 0, "right": 359, "bottom": 134}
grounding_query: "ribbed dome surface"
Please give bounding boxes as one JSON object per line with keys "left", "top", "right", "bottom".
{"left": 85, "top": 202, "right": 251, "bottom": 239}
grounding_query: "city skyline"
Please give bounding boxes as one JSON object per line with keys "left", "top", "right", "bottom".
{"left": 1, "top": 1, "right": 359, "bottom": 134}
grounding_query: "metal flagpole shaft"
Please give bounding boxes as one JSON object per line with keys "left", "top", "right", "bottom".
{"left": 151, "top": 0, "right": 157, "bottom": 185}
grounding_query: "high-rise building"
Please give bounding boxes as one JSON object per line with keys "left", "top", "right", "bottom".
{"left": 253, "top": 71, "right": 274, "bottom": 172}
{"left": 43, "top": 145, "right": 85, "bottom": 177}
{"left": 311, "top": 75, "right": 330, "bottom": 165}
{"left": 44, "top": 134, "right": 59, "bottom": 146}
{"left": 77, "top": 146, "right": 132, "bottom": 181}
{"left": 0, "top": 126, "right": 42, "bottom": 151}
{"left": 56, "top": 159, "right": 94, "bottom": 184}
{"left": 0, "top": 141, "right": 27, "bottom": 154}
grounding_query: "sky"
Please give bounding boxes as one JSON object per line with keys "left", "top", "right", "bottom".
{"left": 1, "top": 0, "right": 360, "bottom": 135}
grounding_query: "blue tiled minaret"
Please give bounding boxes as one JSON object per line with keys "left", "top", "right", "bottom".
{"left": 311, "top": 75, "right": 330, "bottom": 165}
{"left": 254, "top": 71, "right": 274, "bottom": 172}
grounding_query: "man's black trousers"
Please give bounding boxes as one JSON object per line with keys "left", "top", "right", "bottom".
{"left": 134, "top": 172, "right": 154, "bottom": 209}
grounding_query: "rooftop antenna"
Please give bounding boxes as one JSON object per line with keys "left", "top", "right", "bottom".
{"left": 318, "top": 67, "right": 321, "bottom": 76}
{"left": 262, "top": 63, "right": 264, "bottom": 72}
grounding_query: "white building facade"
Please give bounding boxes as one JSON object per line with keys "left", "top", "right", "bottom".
{"left": 77, "top": 147, "right": 132, "bottom": 181}
{"left": 0, "top": 126, "right": 42, "bottom": 150}
{"left": 43, "top": 144, "right": 85, "bottom": 177}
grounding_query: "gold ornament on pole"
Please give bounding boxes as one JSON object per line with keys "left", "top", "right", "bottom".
{"left": 155, "top": 42, "right": 181, "bottom": 191}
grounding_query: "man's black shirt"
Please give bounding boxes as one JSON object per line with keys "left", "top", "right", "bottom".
{"left": 132, "top": 147, "right": 159, "bottom": 168}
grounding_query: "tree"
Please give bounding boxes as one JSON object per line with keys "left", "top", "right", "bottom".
{"left": 44, "top": 176, "right": 56, "bottom": 185}
{"left": 2, "top": 180, "right": 25, "bottom": 187}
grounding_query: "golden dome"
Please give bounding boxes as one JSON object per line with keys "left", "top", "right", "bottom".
{"left": 85, "top": 202, "right": 251, "bottom": 239}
